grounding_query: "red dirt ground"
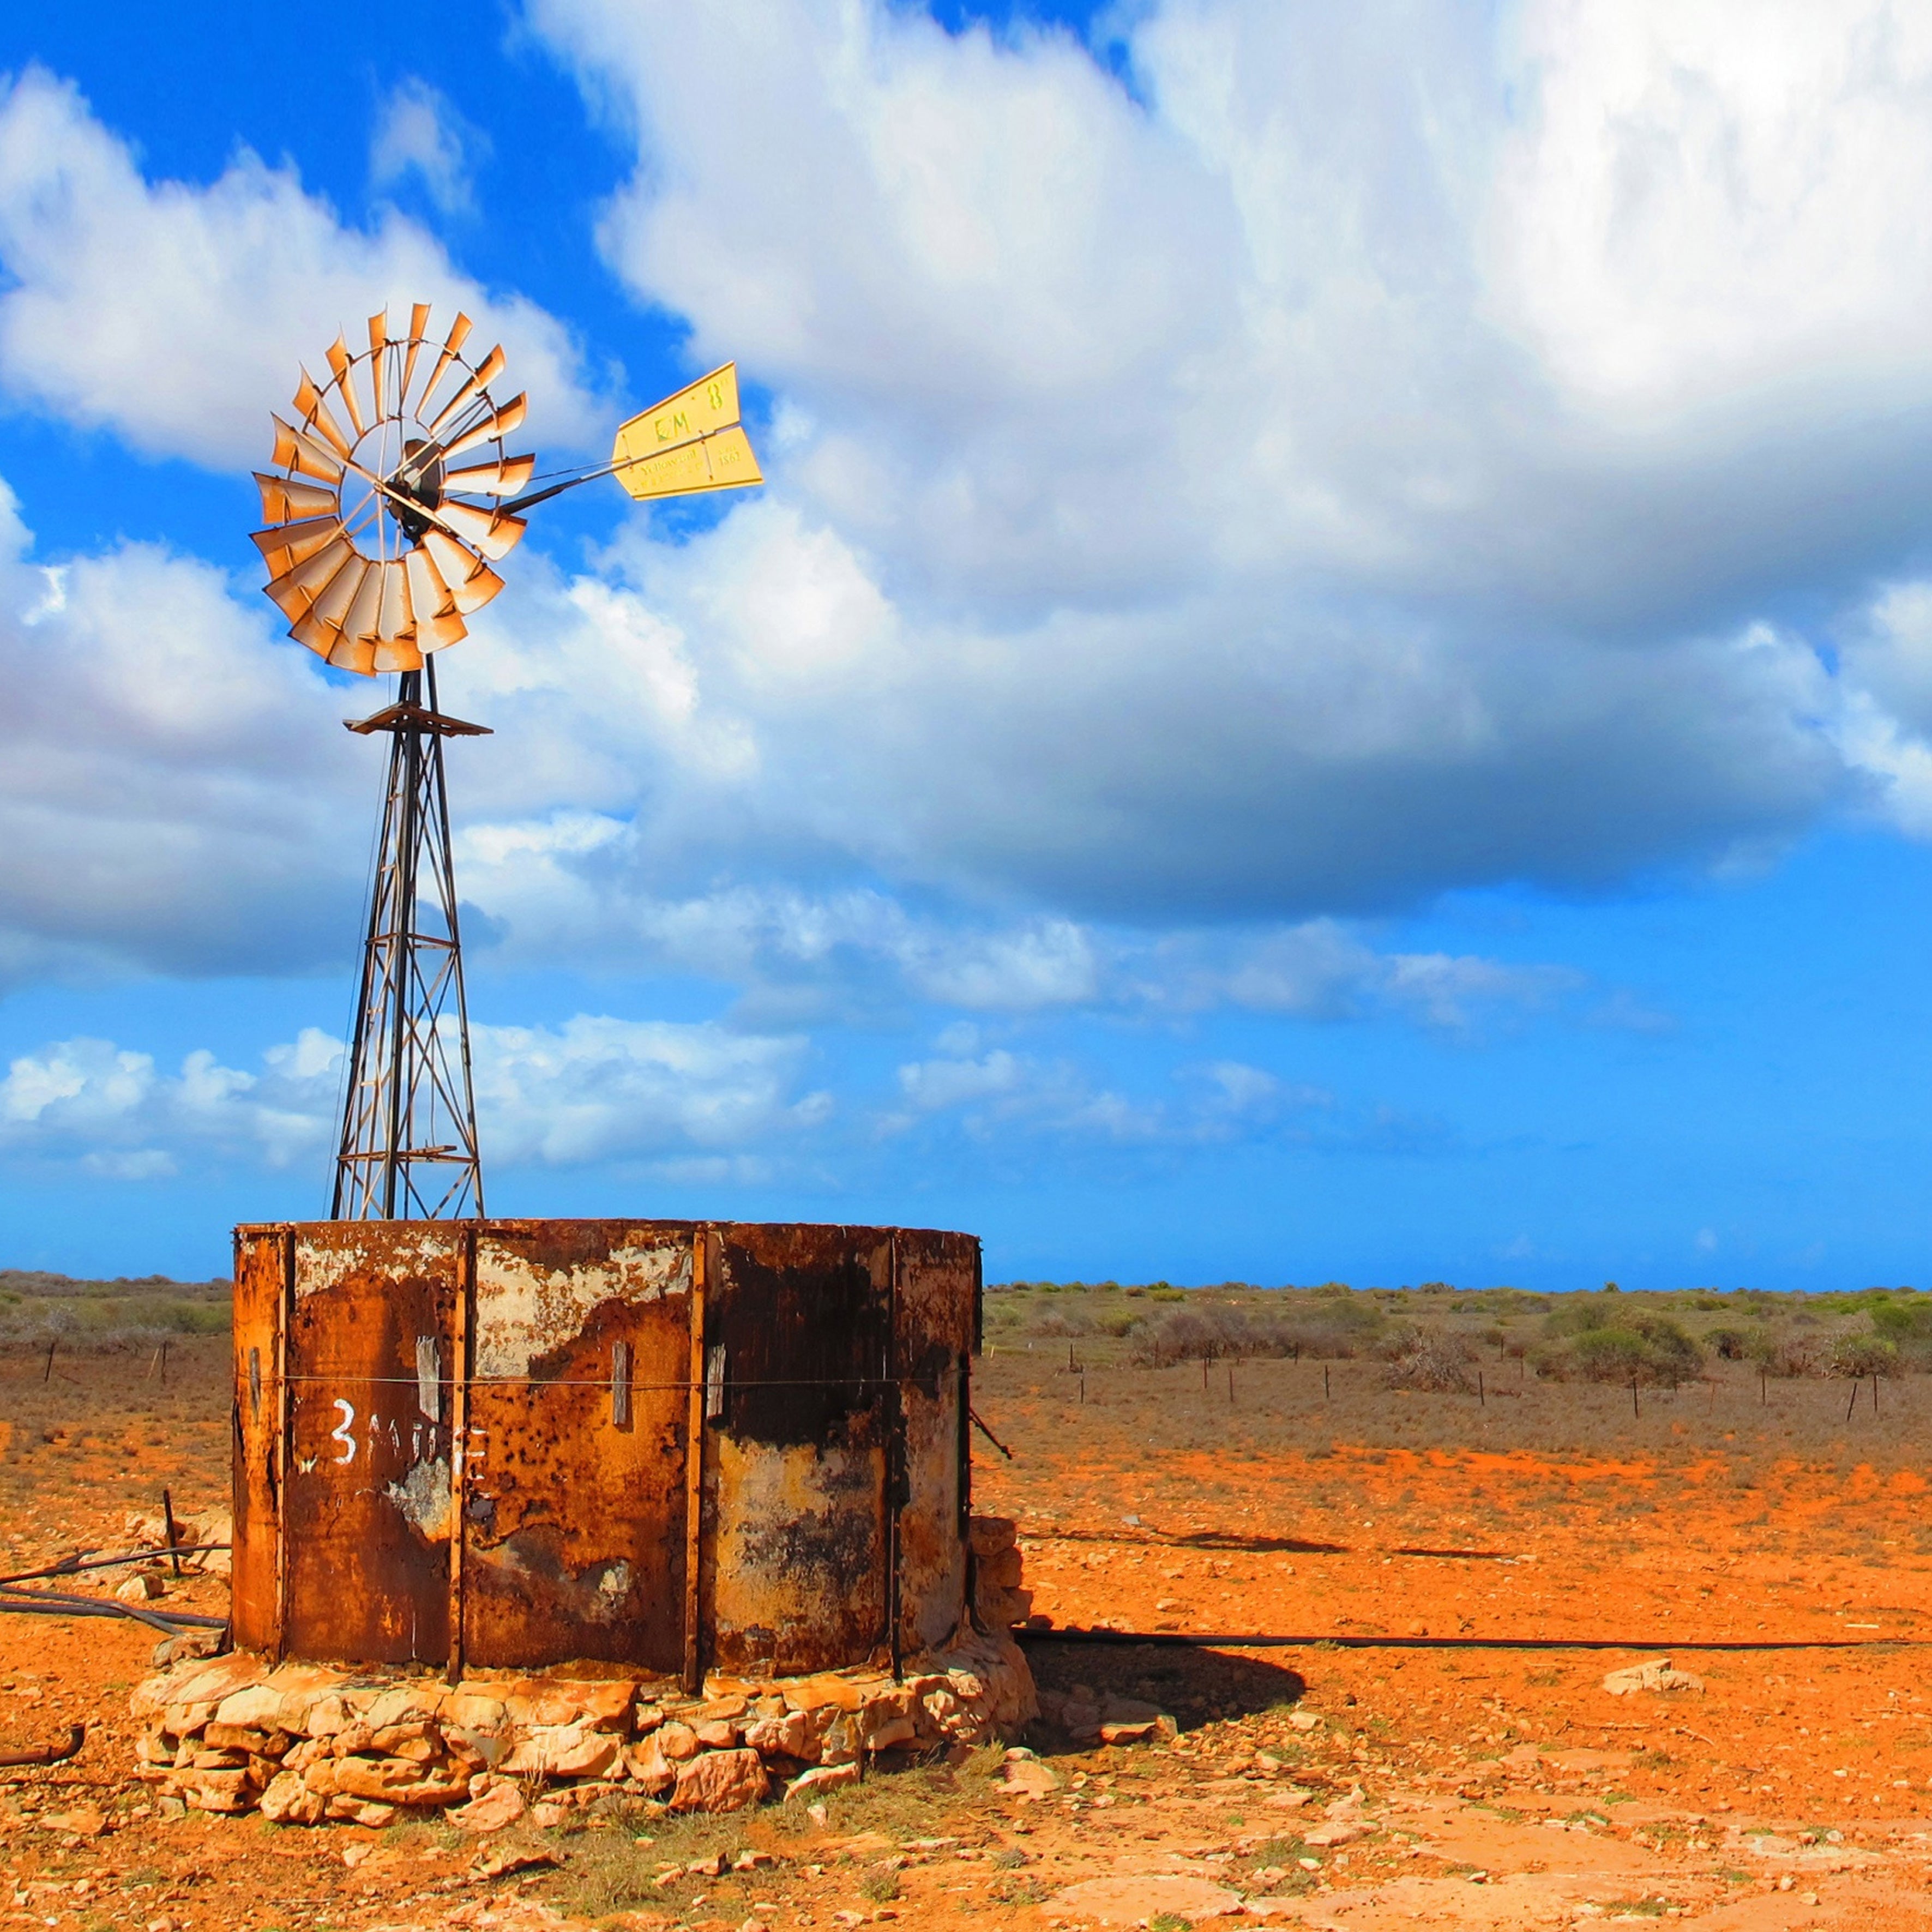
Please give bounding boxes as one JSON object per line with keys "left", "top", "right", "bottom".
{"left": 5, "top": 1340, "right": 1932, "bottom": 1930}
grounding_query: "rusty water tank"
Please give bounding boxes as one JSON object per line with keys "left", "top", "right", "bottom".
{"left": 230, "top": 1219, "right": 980, "bottom": 1687}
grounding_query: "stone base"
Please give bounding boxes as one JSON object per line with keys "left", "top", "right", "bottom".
{"left": 128, "top": 1627, "right": 1037, "bottom": 1824}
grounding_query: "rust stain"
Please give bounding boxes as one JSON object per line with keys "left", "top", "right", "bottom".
{"left": 462, "top": 1222, "right": 690, "bottom": 1671}
{"left": 282, "top": 1224, "right": 456, "bottom": 1664}
{"left": 233, "top": 1218, "right": 976, "bottom": 1678}
{"left": 228, "top": 1229, "right": 286, "bottom": 1651}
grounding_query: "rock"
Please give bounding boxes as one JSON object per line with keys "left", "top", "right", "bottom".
{"left": 363, "top": 1686, "right": 443, "bottom": 1731}
{"left": 447, "top": 1780, "right": 526, "bottom": 1833}
{"left": 1048, "top": 1874, "right": 1243, "bottom": 1925}
{"left": 150, "top": 1630, "right": 224, "bottom": 1669}
{"left": 1603, "top": 1657, "right": 1705, "bottom": 1696}
{"left": 471, "top": 1845, "right": 559, "bottom": 1880}
{"left": 370, "top": 1722, "right": 444, "bottom": 1762}
{"left": 979, "top": 1546, "right": 1024, "bottom": 1588}
{"left": 625, "top": 1736, "right": 676, "bottom": 1796}
{"left": 1000, "top": 1756, "right": 1061, "bottom": 1797}
{"left": 968, "top": 1516, "right": 1018, "bottom": 1556}
{"left": 177, "top": 1770, "right": 252, "bottom": 1814}
{"left": 501, "top": 1678, "right": 634, "bottom": 1731}
{"left": 1303, "top": 1821, "right": 1368, "bottom": 1847}
{"left": 657, "top": 1719, "right": 701, "bottom": 1761}
{"left": 440, "top": 1691, "right": 508, "bottom": 1732}
{"left": 695, "top": 1718, "right": 741, "bottom": 1749}
{"left": 783, "top": 1674, "right": 872, "bottom": 1714}
{"left": 499, "top": 1723, "right": 621, "bottom": 1779}
{"left": 671, "top": 1747, "right": 770, "bottom": 1812}
{"left": 305, "top": 1755, "right": 467, "bottom": 1808}
{"left": 258, "top": 1771, "right": 326, "bottom": 1826}
{"left": 787, "top": 1762, "right": 860, "bottom": 1800}
{"left": 301, "top": 1694, "right": 352, "bottom": 1738}
{"left": 745, "top": 1710, "right": 812, "bottom": 1758}
{"left": 213, "top": 1685, "right": 286, "bottom": 1732}
{"left": 530, "top": 1801, "right": 570, "bottom": 1829}
{"left": 865, "top": 1715, "right": 918, "bottom": 1752}
{"left": 1288, "top": 1711, "right": 1322, "bottom": 1730}
{"left": 201, "top": 1722, "right": 274, "bottom": 1754}
{"left": 41, "top": 1805, "right": 107, "bottom": 1837}
{"left": 1098, "top": 1720, "right": 1160, "bottom": 1746}
{"left": 116, "top": 1572, "right": 164, "bottom": 1603}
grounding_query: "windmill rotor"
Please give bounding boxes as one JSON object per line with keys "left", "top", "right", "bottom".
{"left": 251, "top": 304, "right": 530, "bottom": 677}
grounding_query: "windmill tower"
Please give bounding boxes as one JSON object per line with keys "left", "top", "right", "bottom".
{"left": 249, "top": 306, "right": 762, "bottom": 1217}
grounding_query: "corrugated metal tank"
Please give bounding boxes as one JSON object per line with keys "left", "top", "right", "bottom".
{"left": 230, "top": 1219, "right": 980, "bottom": 1686}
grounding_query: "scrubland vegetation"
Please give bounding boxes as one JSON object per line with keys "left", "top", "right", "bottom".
{"left": 989, "top": 1277, "right": 1932, "bottom": 1388}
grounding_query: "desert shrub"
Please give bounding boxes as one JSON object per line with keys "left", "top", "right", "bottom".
{"left": 1030, "top": 1309, "right": 1094, "bottom": 1339}
{"left": 1536, "top": 1316, "right": 1702, "bottom": 1387}
{"left": 1133, "top": 1298, "right": 1381, "bottom": 1365}
{"left": 1863, "top": 1298, "right": 1932, "bottom": 1370}
{"left": 1706, "top": 1325, "right": 1761, "bottom": 1361}
{"left": 1382, "top": 1331, "right": 1477, "bottom": 1394}
{"left": 1747, "top": 1330, "right": 1819, "bottom": 1377}
{"left": 1097, "top": 1309, "right": 1146, "bottom": 1339}
{"left": 1828, "top": 1334, "right": 1898, "bottom": 1378}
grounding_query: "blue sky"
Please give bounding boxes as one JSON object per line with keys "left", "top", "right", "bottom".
{"left": 3, "top": 1, "right": 1932, "bottom": 1290}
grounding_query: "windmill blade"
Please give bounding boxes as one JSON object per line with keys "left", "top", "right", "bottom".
{"left": 330, "top": 633, "right": 380, "bottom": 677}
{"left": 425, "top": 343, "right": 508, "bottom": 437}
{"left": 612, "top": 424, "right": 763, "bottom": 502}
{"left": 421, "top": 528, "right": 505, "bottom": 615}
{"left": 416, "top": 310, "right": 473, "bottom": 417}
{"left": 431, "top": 496, "right": 527, "bottom": 561}
{"left": 405, "top": 543, "right": 456, "bottom": 617}
{"left": 325, "top": 334, "right": 366, "bottom": 438}
{"left": 342, "top": 559, "right": 387, "bottom": 646}
{"left": 272, "top": 414, "right": 345, "bottom": 484}
{"left": 255, "top": 472, "right": 338, "bottom": 522}
{"left": 400, "top": 302, "right": 432, "bottom": 406}
{"left": 610, "top": 363, "right": 741, "bottom": 472}
{"left": 292, "top": 371, "right": 353, "bottom": 458}
{"left": 374, "top": 558, "right": 412, "bottom": 643}
{"left": 250, "top": 513, "right": 342, "bottom": 575}
{"left": 291, "top": 607, "right": 344, "bottom": 660}
{"left": 442, "top": 453, "right": 535, "bottom": 498}
{"left": 417, "top": 607, "right": 469, "bottom": 651}
{"left": 403, "top": 547, "right": 473, "bottom": 651}
{"left": 264, "top": 536, "right": 357, "bottom": 621}
{"left": 374, "top": 638, "right": 425, "bottom": 675}
{"left": 310, "top": 553, "right": 370, "bottom": 631}
{"left": 368, "top": 311, "right": 388, "bottom": 422}
{"left": 439, "top": 394, "right": 528, "bottom": 462}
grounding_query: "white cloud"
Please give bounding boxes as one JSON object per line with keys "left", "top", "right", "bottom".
{"left": 0, "top": 67, "right": 601, "bottom": 467}
{"left": 371, "top": 77, "right": 488, "bottom": 216}
{"left": 0, "top": 1015, "right": 829, "bottom": 1178}
{"left": 509, "top": 0, "right": 1932, "bottom": 918}
{"left": 0, "top": 477, "right": 371, "bottom": 983}
{"left": 473, "top": 1014, "right": 829, "bottom": 1164}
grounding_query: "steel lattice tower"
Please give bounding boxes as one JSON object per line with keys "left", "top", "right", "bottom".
{"left": 332, "top": 658, "right": 487, "bottom": 1219}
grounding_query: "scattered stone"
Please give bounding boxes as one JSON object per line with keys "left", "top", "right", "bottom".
{"left": 1303, "top": 1821, "right": 1368, "bottom": 1847}
{"left": 446, "top": 1780, "right": 526, "bottom": 1833}
{"left": 1048, "top": 1873, "right": 1244, "bottom": 1924}
{"left": 471, "top": 1846, "right": 561, "bottom": 1881}
{"left": 41, "top": 1805, "right": 107, "bottom": 1837}
{"left": 788, "top": 1762, "right": 860, "bottom": 1801}
{"left": 1603, "top": 1658, "right": 1705, "bottom": 1696}
{"left": 1000, "top": 1756, "right": 1061, "bottom": 1797}
{"left": 115, "top": 1572, "right": 165, "bottom": 1603}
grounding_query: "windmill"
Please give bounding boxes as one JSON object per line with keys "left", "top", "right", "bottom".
{"left": 250, "top": 305, "right": 762, "bottom": 1219}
